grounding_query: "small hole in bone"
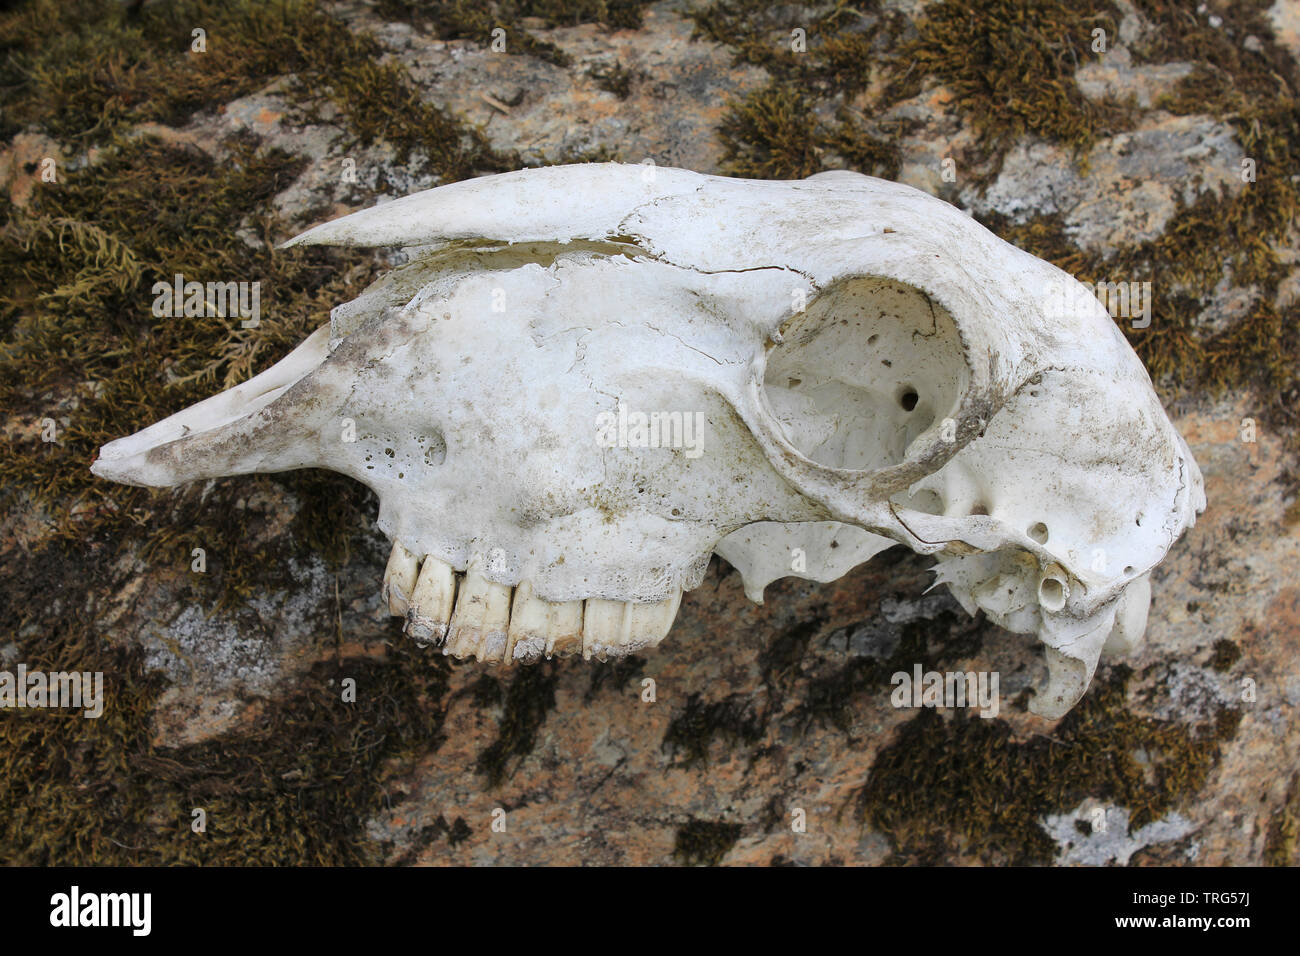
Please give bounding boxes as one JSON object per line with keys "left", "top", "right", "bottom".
{"left": 898, "top": 388, "right": 919, "bottom": 412}
{"left": 867, "top": 334, "right": 879, "bottom": 345}
{"left": 1124, "top": 565, "right": 1135, "bottom": 575}
{"left": 1028, "top": 521, "right": 1049, "bottom": 544}
{"left": 969, "top": 503, "right": 989, "bottom": 516}
{"left": 1039, "top": 575, "right": 1067, "bottom": 612}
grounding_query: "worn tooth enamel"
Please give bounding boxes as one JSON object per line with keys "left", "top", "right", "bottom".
{"left": 381, "top": 542, "right": 420, "bottom": 617}
{"left": 545, "top": 597, "right": 585, "bottom": 660}
{"left": 581, "top": 600, "right": 627, "bottom": 662}
{"left": 444, "top": 570, "right": 512, "bottom": 662}
{"left": 405, "top": 557, "right": 457, "bottom": 646}
{"left": 507, "top": 581, "right": 582, "bottom": 662}
{"left": 582, "top": 591, "right": 683, "bottom": 661}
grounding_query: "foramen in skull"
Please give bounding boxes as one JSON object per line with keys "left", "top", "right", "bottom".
{"left": 91, "top": 164, "right": 1205, "bottom": 720}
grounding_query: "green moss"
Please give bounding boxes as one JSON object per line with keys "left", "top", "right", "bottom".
{"left": 687, "top": 0, "right": 899, "bottom": 95}
{"left": 989, "top": 96, "right": 1300, "bottom": 484}
{"left": 1133, "top": 0, "right": 1297, "bottom": 105}
{"left": 695, "top": 0, "right": 1130, "bottom": 182}
{"left": 854, "top": 668, "right": 1241, "bottom": 865}
{"left": 717, "top": 82, "right": 901, "bottom": 180}
{"left": 0, "top": 535, "right": 452, "bottom": 865}
{"left": 717, "top": 83, "right": 824, "bottom": 179}
{"left": 0, "top": 0, "right": 515, "bottom": 175}
{"left": 0, "top": 134, "right": 384, "bottom": 602}
{"left": 672, "top": 819, "right": 742, "bottom": 866}
{"left": 903, "top": 0, "right": 1132, "bottom": 172}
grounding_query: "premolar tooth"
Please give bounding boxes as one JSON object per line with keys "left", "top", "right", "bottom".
{"left": 445, "top": 570, "right": 512, "bottom": 662}
{"left": 507, "top": 581, "right": 583, "bottom": 662}
{"left": 582, "top": 591, "right": 682, "bottom": 661}
{"left": 406, "top": 557, "right": 458, "bottom": 646}
{"left": 381, "top": 542, "right": 420, "bottom": 617}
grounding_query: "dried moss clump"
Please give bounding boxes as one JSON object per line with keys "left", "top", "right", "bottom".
{"left": 0, "top": 532, "right": 452, "bottom": 865}
{"left": 694, "top": 0, "right": 1133, "bottom": 181}
{"left": 0, "top": 0, "right": 515, "bottom": 174}
{"left": 1264, "top": 773, "right": 1300, "bottom": 866}
{"left": 903, "top": 0, "right": 1132, "bottom": 168}
{"left": 673, "top": 819, "right": 742, "bottom": 866}
{"left": 855, "top": 669, "right": 1241, "bottom": 864}
{"left": 691, "top": 2, "right": 907, "bottom": 179}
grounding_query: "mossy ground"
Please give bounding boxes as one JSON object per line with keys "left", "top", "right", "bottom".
{"left": 856, "top": 668, "right": 1240, "bottom": 864}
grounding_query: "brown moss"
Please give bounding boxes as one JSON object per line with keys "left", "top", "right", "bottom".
{"left": 696, "top": 0, "right": 1134, "bottom": 183}
{"left": 855, "top": 668, "right": 1241, "bottom": 865}
{"left": 903, "top": 0, "right": 1133, "bottom": 174}
{"left": 717, "top": 82, "right": 902, "bottom": 180}
{"left": 0, "top": 0, "right": 515, "bottom": 176}
{"left": 1263, "top": 773, "right": 1299, "bottom": 866}
{"left": 672, "top": 818, "right": 742, "bottom": 866}
{"left": 0, "top": 533, "right": 452, "bottom": 865}
{"left": 1209, "top": 639, "right": 1242, "bottom": 673}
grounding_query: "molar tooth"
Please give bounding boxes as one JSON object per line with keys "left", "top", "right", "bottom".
{"left": 381, "top": 542, "right": 421, "bottom": 617}
{"left": 405, "top": 557, "right": 458, "bottom": 646}
{"left": 507, "top": 581, "right": 583, "bottom": 662}
{"left": 444, "top": 570, "right": 512, "bottom": 663}
{"left": 581, "top": 591, "right": 683, "bottom": 661}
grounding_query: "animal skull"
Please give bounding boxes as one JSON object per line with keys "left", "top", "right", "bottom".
{"left": 91, "top": 164, "right": 1204, "bottom": 719}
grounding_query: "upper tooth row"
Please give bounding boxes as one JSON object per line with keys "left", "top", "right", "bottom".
{"left": 381, "top": 543, "right": 682, "bottom": 664}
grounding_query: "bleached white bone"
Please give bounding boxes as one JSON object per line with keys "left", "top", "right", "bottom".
{"left": 91, "top": 163, "right": 1205, "bottom": 719}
